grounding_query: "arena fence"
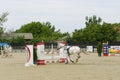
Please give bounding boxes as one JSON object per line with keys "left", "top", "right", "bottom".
{"left": 10, "top": 41, "right": 120, "bottom": 53}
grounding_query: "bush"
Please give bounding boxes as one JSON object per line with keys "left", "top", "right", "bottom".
{"left": 97, "top": 42, "right": 102, "bottom": 57}
{"left": 33, "top": 48, "right": 38, "bottom": 64}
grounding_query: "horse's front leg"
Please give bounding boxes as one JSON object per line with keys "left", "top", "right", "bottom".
{"left": 76, "top": 53, "right": 81, "bottom": 63}
{"left": 65, "top": 53, "right": 74, "bottom": 64}
{"left": 68, "top": 55, "right": 75, "bottom": 63}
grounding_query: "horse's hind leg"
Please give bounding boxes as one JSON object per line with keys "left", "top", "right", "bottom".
{"left": 76, "top": 53, "right": 81, "bottom": 63}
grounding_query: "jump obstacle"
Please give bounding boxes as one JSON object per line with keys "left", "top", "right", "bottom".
{"left": 25, "top": 42, "right": 68, "bottom": 66}
{"left": 25, "top": 45, "right": 34, "bottom": 66}
{"left": 24, "top": 42, "right": 120, "bottom": 67}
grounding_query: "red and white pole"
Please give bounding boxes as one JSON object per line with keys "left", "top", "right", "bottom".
{"left": 58, "top": 42, "right": 68, "bottom": 63}
{"left": 37, "top": 42, "right": 46, "bottom": 65}
{"left": 25, "top": 45, "right": 34, "bottom": 67}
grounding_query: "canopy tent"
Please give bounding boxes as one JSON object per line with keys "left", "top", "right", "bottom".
{"left": 0, "top": 42, "right": 10, "bottom": 47}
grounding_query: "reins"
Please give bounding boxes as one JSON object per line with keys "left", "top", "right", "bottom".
{"left": 57, "top": 45, "right": 65, "bottom": 50}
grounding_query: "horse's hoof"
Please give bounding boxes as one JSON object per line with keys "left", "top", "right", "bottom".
{"left": 65, "top": 59, "right": 68, "bottom": 64}
{"left": 71, "top": 61, "right": 74, "bottom": 63}
{"left": 78, "top": 56, "right": 81, "bottom": 58}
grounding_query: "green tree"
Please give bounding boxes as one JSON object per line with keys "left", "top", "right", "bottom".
{"left": 9, "top": 36, "right": 25, "bottom": 46}
{"left": 72, "top": 15, "right": 102, "bottom": 43}
{"left": 16, "top": 21, "right": 64, "bottom": 43}
{"left": 101, "top": 23, "right": 117, "bottom": 42}
{"left": 72, "top": 29, "right": 84, "bottom": 42}
{"left": 72, "top": 15, "right": 117, "bottom": 43}
{"left": 85, "top": 15, "right": 102, "bottom": 26}
{"left": 110, "top": 23, "right": 120, "bottom": 41}
{"left": 0, "top": 12, "right": 9, "bottom": 36}
{"left": 84, "top": 15, "right": 102, "bottom": 42}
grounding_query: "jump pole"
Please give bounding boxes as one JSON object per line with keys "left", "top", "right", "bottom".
{"left": 58, "top": 42, "right": 68, "bottom": 63}
{"left": 25, "top": 45, "right": 34, "bottom": 67}
{"left": 37, "top": 42, "right": 46, "bottom": 65}
{"left": 37, "top": 42, "right": 58, "bottom": 64}
{"left": 103, "top": 42, "right": 109, "bottom": 56}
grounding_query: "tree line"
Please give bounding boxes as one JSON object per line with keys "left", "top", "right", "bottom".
{"left": 0, "top": 12, "right": 120, "bottom": 46}
{"left": 72, "top": 15, "right": 118, "bottom": 43}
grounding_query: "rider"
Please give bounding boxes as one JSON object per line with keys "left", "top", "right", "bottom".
{"left": 66, "top": 37, "right": 71, "bottom": 55}
{"left": 66, "top": 37, "right": 71, "bottom": 46}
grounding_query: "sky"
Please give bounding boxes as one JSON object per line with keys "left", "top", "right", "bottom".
{"left": 0, "top": 0, "right": 120, "bottom": 33}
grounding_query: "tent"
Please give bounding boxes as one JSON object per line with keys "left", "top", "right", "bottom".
{"left": 0, "top": 42, "right": 10, "bottom": 47}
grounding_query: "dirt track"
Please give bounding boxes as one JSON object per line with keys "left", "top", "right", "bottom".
{"left": 0, "top": 53, "right": 120, "bottom": 80}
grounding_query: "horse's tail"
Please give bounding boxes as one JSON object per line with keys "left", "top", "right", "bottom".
{"left": 80, "top": 47, "right": 89, "bottom": 55}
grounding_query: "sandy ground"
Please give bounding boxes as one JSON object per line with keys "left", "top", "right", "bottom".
{"left": 0, "top": 52, "right": 120, "bottom": 80}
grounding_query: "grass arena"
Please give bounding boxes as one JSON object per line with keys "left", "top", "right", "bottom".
{"left": 0, "top": 52, "right": 120, "bottom": 80}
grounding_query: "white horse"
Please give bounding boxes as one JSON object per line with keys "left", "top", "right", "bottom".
{"left": 57, "top": 42, "right": 81, "bottom": 64}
